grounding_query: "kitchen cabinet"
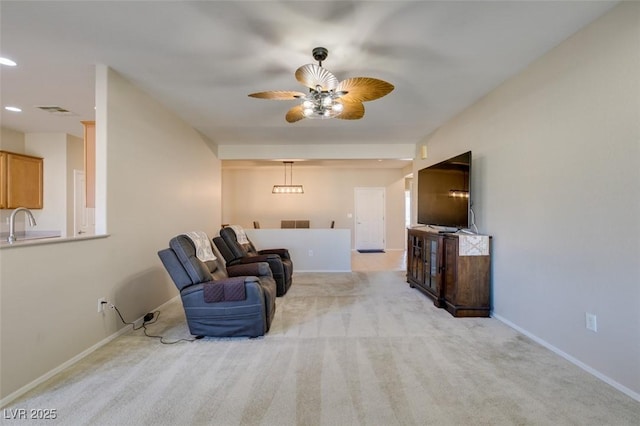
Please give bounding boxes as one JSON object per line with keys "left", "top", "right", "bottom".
{"left": 441, "top": 234, "right": 492, "bottom": 317}
{"left": 82, "top": 121, "right": 95, "bottom": 208}
{"left": 407, "top": 230, "right": 445, "bottom": 307}
{"left": 0, "top": 150, "right": 44, "bottom": 209}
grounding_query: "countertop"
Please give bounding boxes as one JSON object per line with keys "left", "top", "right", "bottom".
{"left": 0, "top": 231, "right": 109, "bottom": 248}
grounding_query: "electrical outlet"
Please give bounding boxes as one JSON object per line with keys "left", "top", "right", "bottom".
{"left": 97, "top": 297, "right": 107, "bottom": 313}
{"left": 308, "top": 249, "right": 314, "bottom": 257}
{"left": 585, "top": 313, "right": 597, "bottom": 332}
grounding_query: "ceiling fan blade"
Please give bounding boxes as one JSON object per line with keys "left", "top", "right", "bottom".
{"left": 248, "top": 90, "right": 307, "bottom": 100}
{"left": 336, "top": 102, "right": 365, "bottom": 120}
{"left": 285, "top": 105, "right": 306, "bottom": 123}
{"left": 295, "top": 64, "right": 339, "bottom": 91}
{"left": 337, "top": 77, "right": 394, "bottom": 103}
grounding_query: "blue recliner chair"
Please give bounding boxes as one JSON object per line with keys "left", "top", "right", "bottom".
{"left": 216, "top": 226, "right": 293, "bottom": 296}
{"left": 157, "top": 234, "right": 276, "bottom": 338}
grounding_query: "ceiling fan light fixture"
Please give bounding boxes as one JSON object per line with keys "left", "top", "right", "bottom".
{"left": 248, "top": 47, "right": 393, "bottom": 123}
{"left": 300, "top": 91, "right": 345, "bottom": 119}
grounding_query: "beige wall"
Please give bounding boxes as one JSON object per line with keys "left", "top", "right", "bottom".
{"left": 26, "top": 133, "right": 67, "bottom": 233}
{"left": 24, "top": 133, "right": 69, "bottom": 235}
{"left": 1, "top": 1, "right": 637, "bottom": 404}
{"left": 0, "top": 131, "right": 83, "bottom": 236}
{"left": 1, "top": 132, "right": 66, "bottom": 234}
{"left": 0, "top": 127, "right": 25, "bottom": 152}
{"left": 0, "top": 66, "right": 222, "bottom": 401}
{"left": 222, "top": 166, "right": 408, "bottom": 250}
{"left": 66, "top": 134, "right": 85, "bottom": 235}
{"left": 0, "top": 127, "right": 84, "bottom": 236}
{"left": 413, "top": 3, "right": 639, "bottom": 396}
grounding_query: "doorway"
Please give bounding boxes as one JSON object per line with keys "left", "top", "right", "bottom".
{"left": 354, "top": 187, "right": 385, "bottom": 251}
{"left": 74, "top": 169, "right": 95, "bottom": 236}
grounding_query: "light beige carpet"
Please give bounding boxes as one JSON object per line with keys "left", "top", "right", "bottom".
{"left": 4, "top": 271, "right": 639, "bottom": 425}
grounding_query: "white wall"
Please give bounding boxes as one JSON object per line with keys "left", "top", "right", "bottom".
{"left": 0, "top": 131, "right": 83, "bottom": 237}
{"left": 246, "top": 228, "right": 352, "bottom": 272}
{"left": 222, "top": 166, "right": 407, "bottom": 250}
{"left": 25, "top": 133, "right": 69, "bottom": 235}
{"left": 0, "top": 127, "right": 25, "bottom": 153}
{"left": 0, "top": 66, "right": 222, "bottom": 401}
{"left": 413, "top": 3, "right": 639, "bottom": 397}
{"left": 66, "top": 134, "right": 84, "bottom": 235}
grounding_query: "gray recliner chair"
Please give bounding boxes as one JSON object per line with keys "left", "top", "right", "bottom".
{"left": 216, "top": 226, "right": 293, "bottom": 296}
{"left": 157, "top": 234, "right": 276, "bottom": 338}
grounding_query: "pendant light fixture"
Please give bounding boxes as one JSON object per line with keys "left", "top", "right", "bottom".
{"left": 272, "top": 161, "right": 304, "bottom": 194}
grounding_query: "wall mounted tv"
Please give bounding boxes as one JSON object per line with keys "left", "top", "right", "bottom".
{"left": 417, "top": 151, "right": 472, "bottom": 230}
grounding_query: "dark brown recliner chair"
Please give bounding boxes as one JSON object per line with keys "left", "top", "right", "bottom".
{"left": 158, "top": 234, "right": 276, "bottom": 337}
{"left": 215, "top": 227, "right": 293, "bottom": 296}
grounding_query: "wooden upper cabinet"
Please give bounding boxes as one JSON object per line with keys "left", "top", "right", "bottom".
{"left": 0, "top": 151, "right": 6, "bottom": 209}
{"left": 82, "top": 121, "right": 96, "bottom": 208}
{"left": 0, "top": 150, "right": 44, "bottom": 209}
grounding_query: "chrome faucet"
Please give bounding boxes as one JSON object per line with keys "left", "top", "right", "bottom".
{"left": 8, "top": 207, "right": 37, "bottom": 244}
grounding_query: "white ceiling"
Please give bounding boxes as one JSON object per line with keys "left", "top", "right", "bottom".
{"left": 0, "top": 1, "right": 617, "bottom": 168}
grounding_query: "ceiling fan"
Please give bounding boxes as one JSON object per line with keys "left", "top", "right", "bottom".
{"left": 248, "top": 47, "right": 394, "bottom": 123}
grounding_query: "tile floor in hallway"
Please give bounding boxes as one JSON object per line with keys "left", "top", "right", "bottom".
{"left": 351, "top": 249, "right": 407, "bottom": 272}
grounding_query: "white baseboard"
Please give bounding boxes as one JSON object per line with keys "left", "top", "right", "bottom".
{"left": 492, "top": 313, "right": 640, "bottom": 403}
{"left": 0, "top": 295, "right": 180, "bottom": 408}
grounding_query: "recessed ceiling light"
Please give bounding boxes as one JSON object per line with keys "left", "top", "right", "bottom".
{"left": 5, "top": 106, "right": 22, "bottom": 112}
{"left": 0, "top": 57, "right": 17, "bottom": 66}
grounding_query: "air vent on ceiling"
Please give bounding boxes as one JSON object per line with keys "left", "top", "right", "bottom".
{"left": 35, "top": 105, "right": 77, "bottom": 116}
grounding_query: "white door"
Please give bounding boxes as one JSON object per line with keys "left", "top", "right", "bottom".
{"left": 354, "top": 187, "right": 385, "bottom": 250}
{"left": 74, "top": 170, "right": 95, "bottom": 236}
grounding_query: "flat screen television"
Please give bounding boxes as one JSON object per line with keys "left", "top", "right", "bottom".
{"left": 417, "top": 151, "right": 471, "bottom": 230}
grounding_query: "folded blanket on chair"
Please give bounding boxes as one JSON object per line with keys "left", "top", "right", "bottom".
{"left": 228, "top": 225, "right": 249, "bottom": 245}
{"left": 185, "top": 231, "right": 217, "bottom": 262}
{"left": 203, "top": 277, "right": 246, "bottom": 302}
